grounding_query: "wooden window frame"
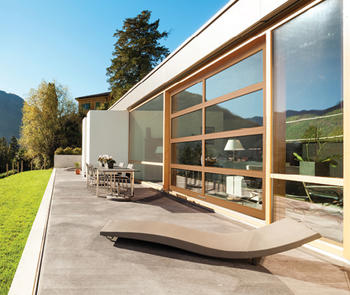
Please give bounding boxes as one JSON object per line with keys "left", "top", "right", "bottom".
{"left": 165, "top": 36, "right": 266, "bottom": 220}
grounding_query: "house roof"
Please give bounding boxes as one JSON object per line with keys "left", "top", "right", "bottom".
{"left": 75, "top": 92, "right": 110, "bottom": 101}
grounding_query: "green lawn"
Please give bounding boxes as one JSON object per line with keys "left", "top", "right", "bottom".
{"left": 0, "top": 169, "right": 52, "bottom": 295}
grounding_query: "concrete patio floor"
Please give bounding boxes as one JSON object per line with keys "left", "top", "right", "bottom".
{"left": 37, "top": 169, "right": 350, "bottom": 294}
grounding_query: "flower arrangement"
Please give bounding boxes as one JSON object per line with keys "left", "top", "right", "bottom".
{"left": 98, "top": 155, "right": 116, "bottom": 168}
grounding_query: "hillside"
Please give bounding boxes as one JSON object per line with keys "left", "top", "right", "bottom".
{"left": 286, "top": 103, "right": 343, "bottom": 142}
{"left": 0, "top": 90, "right": 24, "bottom": 141}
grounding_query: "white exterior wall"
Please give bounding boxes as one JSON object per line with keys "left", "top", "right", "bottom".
{"left": 83, "top": 110, "right": 129, "bottom": 167}
{"left": 110, "top": 0, "right": 296, "bottom": 111}
{"left": 54, "top": 155, "right": 82, "bottom": 168}
{"left": 82, "top": 117, "right": 87, "bottom": 174}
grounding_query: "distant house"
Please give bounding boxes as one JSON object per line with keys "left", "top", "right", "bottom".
{"left": 75, "top": 92, "right": 111, "bottom": 112}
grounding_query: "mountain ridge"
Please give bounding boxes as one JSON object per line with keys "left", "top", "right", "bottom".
{"left": 0, "top": 90, "right": 24, "bottom": 141}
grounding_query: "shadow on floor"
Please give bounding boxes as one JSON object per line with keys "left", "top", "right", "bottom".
{"left": 115, "top": 187, "right": 215, "bottom": 213}
{"left": 111, "top": 236, "right": 270, "bottom": 272}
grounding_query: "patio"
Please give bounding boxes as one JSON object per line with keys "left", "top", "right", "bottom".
{"left": 37, "top": 169, "right": 350, "bottom": 294}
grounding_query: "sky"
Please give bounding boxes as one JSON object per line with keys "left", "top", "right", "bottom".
{"left": 0, "top": 0, "right": 228, "bottom": 100}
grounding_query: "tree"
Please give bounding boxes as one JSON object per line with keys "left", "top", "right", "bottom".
{"left": 106, "top": 10, "right": 169, "bottom": 101}
{"left": 0, "top": 137, "right": 8, "bottom": 172}
{"left": 8, "top": 136, "right": 19, "bottom": 162}
{"left": 20, "top": 81, "right": 80, "bottom": 168}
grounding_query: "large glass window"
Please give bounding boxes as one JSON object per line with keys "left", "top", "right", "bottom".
{"left": 272, "top": 0, "right": 343, "bottom": 243}
{"left": 206, "top": 51, "right": 263, "bottom": 101}
{"left": 171, "top": 169, "right": 202, "bottom": 194}
{"left": 130, "top": 94, "right": 163, "bottom": 182}
{"left": 172, "top": 82, "right": 202, "bottom": 113}
{"left": 205, "top": 173, "right": 262, "bottom": 210}
{"left": 205, "top": 90, "right": 263, "bottom": 134}
{"left": 133, "top": 163, "right": 163, "bottom": 184}
{"left": 169, "top": 39, "right": 265, "bottom": 219}
{"left": 172, "top": 141, "right": 202, "bottom": 166}
{"left": 273, "top": 0, "right": 343, "bottom": 178}
{"left": 205, "top": 135, "right": 263, "bottom": 170}
{"left": 172, "top": 109, "right": 202, "bottom": 138}
{"left": 273, "top": 179, "right": 343, "bottom": 243}
{"left": 130, "top": 94, "right": 163, "bottom": 163}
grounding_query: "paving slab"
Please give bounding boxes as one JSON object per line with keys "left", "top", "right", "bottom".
{"left": 37, "top": 169, "right": 350, "bottom": 295}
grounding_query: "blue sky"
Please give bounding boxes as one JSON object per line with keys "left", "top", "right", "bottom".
{"left": 0, "top": 0, "right": 228, "bottom": 100}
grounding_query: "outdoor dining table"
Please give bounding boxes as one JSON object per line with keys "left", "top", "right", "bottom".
{"left": 96, "top": 167, "right": 135, "bottom": 198}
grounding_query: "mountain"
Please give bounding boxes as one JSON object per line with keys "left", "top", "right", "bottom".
{"left": 0, "top": 90, "right": 24, "bottom": 141}
{"left": 285, "top": 102, "right": 343, "bottom": 141}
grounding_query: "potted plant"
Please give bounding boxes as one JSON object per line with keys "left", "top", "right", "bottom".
{"left": 98, "top": 155, "right": 116, "bottom": 168}
{"left": 98, "top": 155, "right": 105, "bottom": 167}
{"left": 293, "top": 126, "right": 341, "bottom": 176}
{"left": 107, "top": 158, "right": 116, "bottom": 169}
{"left": 74, "top": 162, "right": 81, "bottom": 175}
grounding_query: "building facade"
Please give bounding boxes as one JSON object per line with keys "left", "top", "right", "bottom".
{"left": 83, "top": 0, "right": 349, "bottom": 262}
{"left": 76, "top": 92, "right": 111, "bottom": 112}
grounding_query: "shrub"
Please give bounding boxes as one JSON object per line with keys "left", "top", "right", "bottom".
{"left": 72, "top": 147, "right": 82, "bottom": 155}
{"left": 55, "top": 147, "right": 82, "bottom": 155}
{"left": 55, "top": 147, "right": 64, "bottom": 155}
{"left": 63, "top": 147, "right": 73, "bottom": 155}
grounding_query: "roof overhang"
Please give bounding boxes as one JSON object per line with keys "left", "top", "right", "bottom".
{"left": 75, "top": 92, "right": 110, "bottom": 101}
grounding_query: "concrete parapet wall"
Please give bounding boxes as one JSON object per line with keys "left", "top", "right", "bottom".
{"left": 54, "top": 155, "right": 81, "bottom": 168}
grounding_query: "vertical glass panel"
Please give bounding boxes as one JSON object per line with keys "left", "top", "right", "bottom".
{"left": 171, "top": 168, "right": 202, "bottom": 194}
{"left": 273, "top": 0, "right": 343, "bottom": 177}
{"left": 172, "top": 109, "right": 202, "bottom": 138}
{"left": 130, "top": 94, "right": 163, "bottom": 163}
{"left": 206, "top": 51, "right": 263, "bottom": 101}
{"left": 205, "top": 90, "right": 263, "bottom": 134}
{"left": 172, "top": 141, "right": 202, "bottom": 166}
{"left": 205, "top": 135, "right": 262, "bottom": 170}
{"left": 133, "top": 163, "right": 163, "bottom": 184}
{"left": 172, "top": 82, "right": 202, "bottom": 113}
{"left": 205, "top": 173, "right": 262, "bottom": 209}
{"left": 273, "top": 179, "right": 343, "bottom": 243}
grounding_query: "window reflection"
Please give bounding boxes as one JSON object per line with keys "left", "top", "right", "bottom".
{"left": 172, "top": 109, "right": 202, "bottom": 138}
{"left": 172, "top": 82, "right": 202, "bottom": 113}
{"left": 206, "top": 51, "right": 263, "bottom": 101}
{"left": 172, "top": 169, "right": 202, "bottom": 193}
{"left": 130, "top": 94, "right": 163, "bottom": 163}
{"left": 273, "top": 0, "right": 343, "bottom": 177}
{"left": 172, "top": 141, "right": 202, "bottom": 166}
{"left": 205, "top": 173, "right": 262, "bottom": 209}
{"left": 134, "top": 163, "right": 163, "bottom": 183}
{"left": 205, "top": 90, "right": 263, "bottom": 134}
{"left": 273, "top": 179, "right": 343, "bottom": 243}
{"left": 205, "top": 135, "right": 262, "bottom": 170}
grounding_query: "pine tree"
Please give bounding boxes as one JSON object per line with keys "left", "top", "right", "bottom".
{"left": 106, "top": 10, "right": 169, "bottom": 101}
{"left": 0, "top": 137, "right": 8, "bottom": 172}
{"left": 8, "top": 136, "right": 19, "bottom": 162}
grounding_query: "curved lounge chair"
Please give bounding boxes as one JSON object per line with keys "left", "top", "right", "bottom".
{"left": 100, "top": 218, "right": 321, "bottom": 264}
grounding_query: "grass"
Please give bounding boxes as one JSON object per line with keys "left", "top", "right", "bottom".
{"left": 0, "top": 169, "right": 52, "bottom": 295}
